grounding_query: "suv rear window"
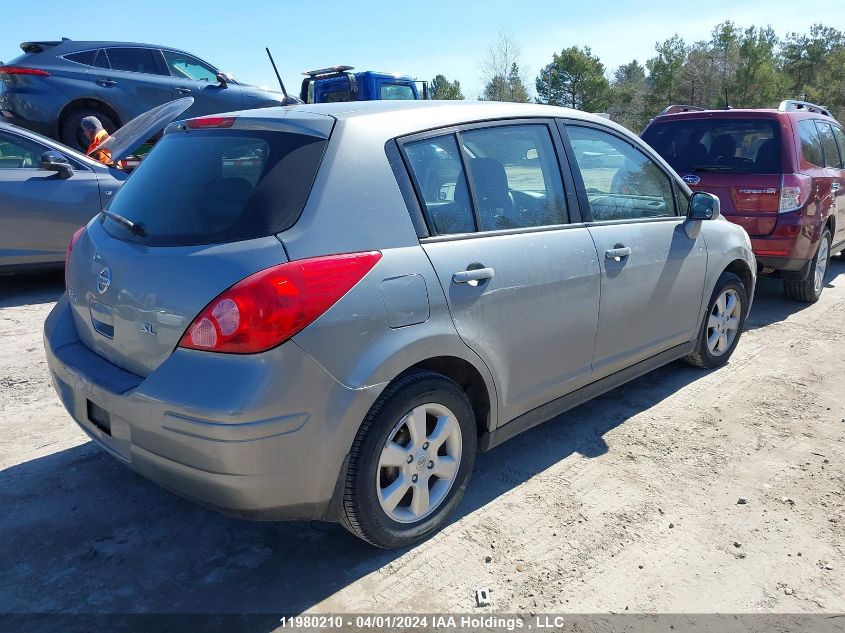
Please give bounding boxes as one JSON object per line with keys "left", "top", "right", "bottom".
{"left": 102, "top": 129, "right": 327, "bottom": 246}
{"left": 643, "top": 118, "right": 781, "bottom": 174}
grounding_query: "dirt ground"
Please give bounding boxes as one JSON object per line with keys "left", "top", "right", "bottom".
{"left": 1, "top": 263, "right": 843, "bottom": 619}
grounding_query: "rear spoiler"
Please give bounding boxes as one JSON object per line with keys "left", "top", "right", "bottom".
{"left": 20, "top": 38, "right": 70, "bottom": 54}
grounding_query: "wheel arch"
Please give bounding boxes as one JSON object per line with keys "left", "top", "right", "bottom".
{"left": 398, "top": 356, "right": 494, "bottom": 439}
{"left": 723, "top": 258, "right": 754, "bottom": 297}
{"left": 58, "top": 98, "right": 123, "bottom": 132}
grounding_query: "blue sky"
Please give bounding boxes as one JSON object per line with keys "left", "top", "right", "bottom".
{"left": 3, "top": 0, "right": 842, "bottom": 98}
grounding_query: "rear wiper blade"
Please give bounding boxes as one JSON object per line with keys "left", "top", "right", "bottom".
{"left": 99, "top": 209, "right": 145, "bottom": 236}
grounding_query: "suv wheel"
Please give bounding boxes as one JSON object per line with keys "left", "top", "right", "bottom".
{"left": 60, "top": 109, "right": 118, "bottom": 153}
{"left": 783, "top": 228, "right": 831, "bottom": 303}
{"left": 340, "top": 371, "right": 477, "bottom": 548}
{"left": 685, "top": 271, "right": 747, "bottom": 369}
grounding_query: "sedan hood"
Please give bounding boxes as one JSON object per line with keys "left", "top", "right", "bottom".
{"left": 96, "top": 97, "right": 194, "bottom": 164}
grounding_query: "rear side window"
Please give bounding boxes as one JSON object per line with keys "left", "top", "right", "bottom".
{"left": 815, "top": 121, "right": 842, "bottom": 169}
{"left": 102, "top": 130, "right": 327, "bottom": 246}
{"left": 105, "top": 47, "right": 163, "bottom": 75}
{"left": 404, "top": 134, "right": 475, "bottom": 234}
{"left": 642, "top": 118, "right": 781, "bottom": 174}
{"left": 798, "top": 119, "right": 824, "bottom": 167}
{"left": 64, "top": 50, "right": 96, "bottom": 66}
{"left": 380, "top": 84, "right": 415, "bottom": 100}
{"left": 459, "top": 125, "right": 567, "bottom": 230}
{"left": 831, "top": 125, "right": 845, "bottom": 169}
{"left": 93, "top": 49, "right": 110, "bottom": 69}
{"left": 568, "top": 125, "right": 676, "bottom": 221}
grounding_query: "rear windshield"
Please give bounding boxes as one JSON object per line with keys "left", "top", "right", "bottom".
{"left": 642, "top": 118, "right": 781, "bottom": 174}
{"left": 101, "top": 129, "right": 327, "bottom": 246}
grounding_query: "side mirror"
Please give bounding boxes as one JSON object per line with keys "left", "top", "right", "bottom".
{"left": 688, "top": 191, "right": 720, "bottom": 221}
{"left": 41, "top": 151, "right": 74, "bottom": 179}
{"left": 216, "top": 72, "right": 231, "bottom": 87}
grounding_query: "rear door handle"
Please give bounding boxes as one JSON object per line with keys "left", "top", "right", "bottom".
{"left": 832, "top": 182, "right": 842, "bottom": 192}
{"left": 605, "top": 245, "right": 632, "bottom": 260}
{"left": 452, "top": 267, "right": 495, "bottom": 284}
{"left": 96, "top": 79, "right": 117, "bottom": 87}
{"left": 175, "top": 87, "right": 192, "bottom": 94}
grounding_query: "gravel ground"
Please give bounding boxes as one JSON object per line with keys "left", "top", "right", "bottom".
{"left": 1, "top": 263, "right": 843, "bottom": 618}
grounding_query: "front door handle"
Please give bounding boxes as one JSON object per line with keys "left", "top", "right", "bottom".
{"left": 833, "top": 182, "right": 842, "bottom": 192}
{"left": 605, "top": 245, "right": 632, "bottom": 260}
{"left": 175, "top": 87, "right": 192, "bottom": 94}
{"left": 452, "top": 267, "right": 495, "bottom": 284}
{"left": 96, "top": 79, "right": 117, "bottom": 87}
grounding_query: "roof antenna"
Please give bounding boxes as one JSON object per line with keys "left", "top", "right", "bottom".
{"left": 265, "top": 48, "right": 300, "bottom": 105}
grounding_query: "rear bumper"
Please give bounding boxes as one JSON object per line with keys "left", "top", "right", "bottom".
{"left": 743, "top": 209, "right": 820, "bottom": 279}
{"left": 0, "top": 108, "right": 54, "bottom": 137}
{"left": 44, "top": 294, "right": 380, "bottom": 521}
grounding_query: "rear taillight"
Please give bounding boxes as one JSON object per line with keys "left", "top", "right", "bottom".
{"left": 779, "top": 173, "right": 812, "bottom": 213}
{"left": 186, "top": 115, "right": 236, "bottom": 129}
{"left": 65, "top": 227, "right": 85, "bottom": 288}
{"left": 179, "top": 251, "right": 382, "bottom": 354}
{"left": 0, "top": 66, "right": 50, "bottom": 76}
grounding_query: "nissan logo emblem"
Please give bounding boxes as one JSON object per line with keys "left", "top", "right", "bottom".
{"left": 96, "top": 267, "right": 112, "bottom": 294}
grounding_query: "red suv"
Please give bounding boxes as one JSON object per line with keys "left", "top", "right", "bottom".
{"left": 642, "top": 101, "right": 845, "bottom": 302}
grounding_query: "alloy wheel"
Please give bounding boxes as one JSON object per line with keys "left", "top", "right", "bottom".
{"left": 376, "top": 403, "right": 462, "bottom": 523}
{"left": 706, "top": 288, "right": 742, "bottom": 356}
{"left": 814, "top": 237, "right": 829, "bottom": 296}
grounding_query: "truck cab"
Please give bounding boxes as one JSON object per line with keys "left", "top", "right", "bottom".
{"left": 300, "top": 66, "right": 425, "bottom": 103}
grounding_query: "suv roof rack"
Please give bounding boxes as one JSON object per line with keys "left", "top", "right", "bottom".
{"left": 302, "top": 65, "right": 354, "bottom": 78}
{"left": 778, "top": 99, "right": 831, "bottom": 117}
{"left": 659, "top": 105, "right": 707, "bottom": 116}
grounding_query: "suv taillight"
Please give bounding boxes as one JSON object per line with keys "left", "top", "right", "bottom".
{"left": 779, "top": 173, "right": 812, "bottom": 213}
{"left": 65, "top": 227, "right": 85, "bottom": 288}
{"left": 0, "top": 66, "right": 50, "bottom": 76}
{"left": 179, "top": 251, "right": 382, "bottom": 354}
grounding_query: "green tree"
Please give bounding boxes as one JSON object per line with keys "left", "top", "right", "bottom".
{"left": 731, "top": 26, "right": 785, "bottom": 108}
{"left": 482, "top": 63, "right": 529, "bottom": 102}
{"left": 782, "top": 25, "right": 844, "bottom": 99}
{"left": 535, "top": 46, "right": 609, "bottom": 111}
{"left": 646, "top": 34, "right": 687, "bottom": 111}
{"left": 430, "top": 74, "right": 464, "bottom": 100}
{"left": 607, "top": 59, "right": 649, "bottom": 130}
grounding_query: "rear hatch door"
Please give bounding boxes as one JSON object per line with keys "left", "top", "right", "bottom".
{"left": 65, "top": 112, "right": 333, "bottom": 376}
{"left": 642, "top": 115, "right": 783, "bottom": 237}
{"left": 685, "top": 172, "right": 781, "bottom": 236}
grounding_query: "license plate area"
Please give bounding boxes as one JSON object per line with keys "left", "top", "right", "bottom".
{"left": 87, "top": 400, "right": 112, "bottom": 436}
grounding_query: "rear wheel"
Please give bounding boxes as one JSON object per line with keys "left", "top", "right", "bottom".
{"left": 685, "top": 271, "right": 747, "bottom": 369}
{"left": 783, "top": 229, "right": 831, "bottom": 303}
{"left": 340, "top": 371, "right": 477, "bottom": 548}
{"left": 60, "top": 108, "right": 118, "bottom": 152}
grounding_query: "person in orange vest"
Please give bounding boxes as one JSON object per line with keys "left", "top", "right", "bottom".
{"left": 80, "top": 116, "right": 115, "bottom": 166}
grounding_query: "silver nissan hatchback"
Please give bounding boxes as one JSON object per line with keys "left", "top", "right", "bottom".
{"left": 45, "top": 101, "right": 756, "bottom": 548}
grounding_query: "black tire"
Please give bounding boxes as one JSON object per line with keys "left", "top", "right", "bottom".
{"left": 60, "top": 108, "right": 118, "bottom": 152}
{"left": 783, "top": 228, "right": 831, "bottom": 303}
{"left": 340, "top": 371, "right": 477, "bottom": 548}
{"left": 685, "top": 271, "right": 748, "bottom": 369}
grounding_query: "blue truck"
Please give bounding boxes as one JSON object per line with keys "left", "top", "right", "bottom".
{"left": 300, "top": 66, "right": 427, "bottom": 103}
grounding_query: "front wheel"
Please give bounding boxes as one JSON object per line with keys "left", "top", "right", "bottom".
{"left": 685, "top": 271, "right": 748, "bottom": 369}
{"left": 340, "top": 371, "right": 477, "bottom": 548}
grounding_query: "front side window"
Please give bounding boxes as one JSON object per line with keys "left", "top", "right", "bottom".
{"left": 380, "top": 84, "right": 415, "bottom": 100}
{"left": 459, "top": 125, "right": 567, "bottom": 230}
{"left": 815, "top": 121, "right": 842, "bottom": 169}
{"left": 567, "top": 125, "right": 676, "bottom": 221}
{"left": 162, "top": 50, "right": 218, "bottom": 82}
{"left": 105, "top": 47, "right": 163, "bottom": 75}
{"left": 404, "top": 134, "right": 475, "bottom": 234}
{"left": 798, "top": 119, "right": 824, "bottom": 167}
{"left": 0, "top": 132, "right": 44, "bottom": 169}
